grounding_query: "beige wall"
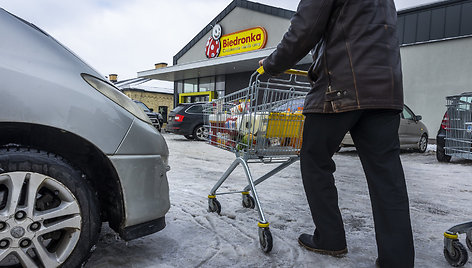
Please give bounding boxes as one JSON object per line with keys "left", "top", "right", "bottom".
{"left": 124, "top": 90, "right": 174, "bottom": 122}
{"left": 400, "top": 36, "right": 472, "bottom": 138}
{"left": 177, "top": 7, "right": 290, "bottom": 64}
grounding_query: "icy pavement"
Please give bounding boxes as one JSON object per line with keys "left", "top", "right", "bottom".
{"left": 86, "top": 133, "right": 472, "bottom": 268}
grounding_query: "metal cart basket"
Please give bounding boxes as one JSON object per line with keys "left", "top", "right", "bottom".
{"left": 203, "top": 68, "right": 309, "bottom": 252}
{"left": 444, "top": 92, "right": 472, "bottom": 160}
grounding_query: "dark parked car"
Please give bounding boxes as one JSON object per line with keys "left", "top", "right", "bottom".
{"left": 167, "top": 103, "right": 207, "bottom": 140}
{"left": 437, "top": 110, "right": 451, "bottom": 162}
{"left": 134, "top": 100, "right": 163, "bottom": 132}
{"left": 437, "top": 92, "right": 472, "bottom": 162}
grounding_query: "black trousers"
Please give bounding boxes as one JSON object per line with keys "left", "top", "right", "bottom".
{"left": 300, "top": 110, "right": 415, "bottom": 267}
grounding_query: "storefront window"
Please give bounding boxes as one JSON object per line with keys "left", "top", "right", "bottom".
{"left": 184, "top": 79, "right": 198, "bottom": 93}
{"left": 216, "top": 75, "right": 225, "bottom": 98}
{"left": 199, "top": 76, "right": 215, "bottom": 92}
{"left": 178, "top": 76, "right": 220, "bottom": 103}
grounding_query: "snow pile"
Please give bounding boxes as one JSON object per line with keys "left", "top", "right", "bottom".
{"left": 86, "top": 134, "right": 472, "bottom": 267}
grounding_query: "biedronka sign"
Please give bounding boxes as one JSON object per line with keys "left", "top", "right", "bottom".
{"left": 205, "top": 24, "right": 267, "bottom": 58}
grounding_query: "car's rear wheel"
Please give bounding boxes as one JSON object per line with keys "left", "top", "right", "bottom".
{"left": 418, "top": 133, "right": 428, "bottom": 153}
{"left": 437, "top": 145, "right": 452, "bottom": 162}
{"left": 0, "top": 147, "right": 100, "bottom": 268}
{"left": 193, "top": 125, "right": 208, "bottom": 141}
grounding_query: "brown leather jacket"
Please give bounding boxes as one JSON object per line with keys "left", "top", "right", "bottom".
{"left": 263, "top": 0, "right": 403, "bottom": 113}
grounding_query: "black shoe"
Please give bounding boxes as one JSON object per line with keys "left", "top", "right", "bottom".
{"left": 375, "top": 258, "right": 380, "bottom": 268}
{"left": 298, "top": 233, "right": 348, "bottom": 257}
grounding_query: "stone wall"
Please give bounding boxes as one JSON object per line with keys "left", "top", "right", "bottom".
{"left": 123, "top": 90, "right": 174, "bottom": 124}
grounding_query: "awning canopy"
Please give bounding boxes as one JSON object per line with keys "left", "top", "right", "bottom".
{"left": 138, "top": 48, "right": 312, "bottom": 82}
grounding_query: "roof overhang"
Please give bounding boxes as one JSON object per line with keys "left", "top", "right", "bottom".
{"left": 138, "top": 47, "right": 312, "bottom": 82}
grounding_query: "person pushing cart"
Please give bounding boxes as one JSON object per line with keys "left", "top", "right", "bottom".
{"left": 258, "top": 0, "right": 414, "bottom": 267}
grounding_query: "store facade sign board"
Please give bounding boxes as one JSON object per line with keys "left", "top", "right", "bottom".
{"left": 205, "top": 24, "right": 267, "bottom": 58}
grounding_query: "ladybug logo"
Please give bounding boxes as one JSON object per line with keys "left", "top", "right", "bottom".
{"left": 206, "top": 24, "right": 222, "bottom": 58}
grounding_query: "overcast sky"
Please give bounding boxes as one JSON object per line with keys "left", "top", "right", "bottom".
{"left": 1, "top": 0, "right": 440, "bottom": 86}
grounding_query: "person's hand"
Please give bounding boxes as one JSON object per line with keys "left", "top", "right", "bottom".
{"left": 258, "top": 59, "right": 264, "bottom": 66}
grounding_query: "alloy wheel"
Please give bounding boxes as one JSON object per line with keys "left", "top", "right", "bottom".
{"left": 0, "top": 172, "right": 81, "bottom": 267}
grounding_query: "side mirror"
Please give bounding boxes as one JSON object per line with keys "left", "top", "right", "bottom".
{"left": 149, "top": 108, "right": 154, "bottom": 112}
{"left": 415, "top": 115, "right": 422, "bottom": 121}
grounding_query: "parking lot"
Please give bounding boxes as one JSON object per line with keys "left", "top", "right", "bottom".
{"left": 86, "top": 133, "right": 472, "bottom": 268}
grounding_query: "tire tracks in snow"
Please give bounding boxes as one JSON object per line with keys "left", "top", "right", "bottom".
{"left": 171, "top": 196, "right": 248, "bottom": 267}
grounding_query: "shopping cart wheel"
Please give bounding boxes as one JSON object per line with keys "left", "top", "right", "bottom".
{"left": 242, "top": 193, "right": 255, "bottom": 209}
{"left": 258, "top": 227, "right": 273, "bottom": 253}
{"left": 444, "top": 240, "right": 468, "bottom": 267}
{"left": 208, "top": 197, "right": 221, "bottom": 214}
{"left": 466, "top": 235, "right": 472, "bottom": 252}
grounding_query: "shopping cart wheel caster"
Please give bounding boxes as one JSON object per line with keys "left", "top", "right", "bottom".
{"left": 242, "top": 194, "right": 255, "bottom": 209}
{"left": 258, "top": 227, "right": 273, "bottom": 253}
{"left": 444, "top": 240, "right": 468, "bottom": 267}
{"left": 208, "top": 197, "right": 221, "bottom": 214}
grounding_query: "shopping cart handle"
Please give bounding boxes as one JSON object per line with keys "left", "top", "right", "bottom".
{"left": 285, "top": 69, "right": 308, "bottom": 76}
{"left": 257, "top": 66, "right": 308, "bottom": 77}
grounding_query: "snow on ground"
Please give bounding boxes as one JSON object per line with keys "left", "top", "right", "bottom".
{"left": 86, "top": 133, "right": 472, "bottom": 268}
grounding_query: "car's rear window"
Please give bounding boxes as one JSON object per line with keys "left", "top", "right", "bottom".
{"left": 186, "top": 105, "right": 203, "bottom": 114}
{"left": 171, "top": 105, "right": 187, "bottom": 113}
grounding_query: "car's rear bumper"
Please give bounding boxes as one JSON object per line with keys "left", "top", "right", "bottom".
{"left": 166, "top": 122, "right": 193, "bottom": 135}
{"left": 436, "top": 128, "right": 446, "bottom": 149}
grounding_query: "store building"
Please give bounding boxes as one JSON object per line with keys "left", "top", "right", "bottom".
{"left": 138, "top": 0, "right": 311, "bottom": 104}
{"left": 138, "top": 0, "right": 472, "bottom": 138}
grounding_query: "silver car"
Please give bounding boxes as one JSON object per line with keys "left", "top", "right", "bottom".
{"left": 0, "top": 9, "right": 170, "bottom": 267}
{"left": 340, "top": 105, "right": 429, "bottom": 153}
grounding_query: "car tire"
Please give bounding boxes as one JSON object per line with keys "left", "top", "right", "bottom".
{"left": 436, "top": 145, "right": 452, "bottom": 162}
{"left": 193, "top": 125, "right": 207, "bottom": 141}
{"left": 0, "top": 146, "right": 100, "bottom": 268}
{"left": 418, "top": 133, "right": 428, "bottom": 153}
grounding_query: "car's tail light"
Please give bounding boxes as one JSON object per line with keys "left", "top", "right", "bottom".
{"left": 440, "top": 111, "right": 449, "bottom": 130}
{"left": 175, "top": 114, "right": 184, "bottom": 122}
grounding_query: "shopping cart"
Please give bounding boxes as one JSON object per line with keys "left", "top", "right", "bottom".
{"left": 442, "top": 93, "right": 472, "bottom": 266}
{"left": 444, "top": 93, "right": 472, "bottom": 160}
{"left": 204, "top": 67, "right": 309, "bottom": 253}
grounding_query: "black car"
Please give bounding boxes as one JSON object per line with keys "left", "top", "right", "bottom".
{"left": 133, "top": 100, "right": 163, "bottom": 132}
{"left": 436, "top": 111, "right": 451, "bottom": 162}
{"left": 436, "top": 92, "right": 472, "bottom": 162}
{"left": 167, "top": 103, "right": 207, "bottom": 140}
